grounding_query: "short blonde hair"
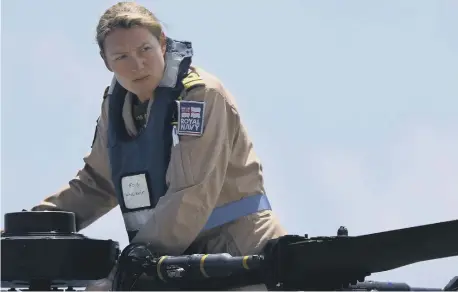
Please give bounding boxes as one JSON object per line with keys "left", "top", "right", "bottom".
{"left": 96, "top": 1, "right": 163, "bottom": 54}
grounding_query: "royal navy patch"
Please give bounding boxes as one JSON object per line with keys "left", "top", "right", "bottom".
{"left": 176, "top": 100, "right": 205, "bottom": 136}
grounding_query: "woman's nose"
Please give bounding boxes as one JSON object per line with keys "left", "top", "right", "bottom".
{"left": 131, "top": 56, "right": 145, "bottom": 71}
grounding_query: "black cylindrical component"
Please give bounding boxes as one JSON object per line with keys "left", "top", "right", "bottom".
{"left": 1, "top": 211, "right": 120, "bottom": 290}
{"left": 3, "top": 211, "right": 76, "bottom": 234}
{"left": 154, "top": 253, "right": 263, "bottom": 281}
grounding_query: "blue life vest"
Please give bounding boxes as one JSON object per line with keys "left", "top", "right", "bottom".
{"left": 106, "top": 38, "right": 272, "bottom": 242}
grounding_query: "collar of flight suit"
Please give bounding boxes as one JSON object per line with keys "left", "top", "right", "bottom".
{"left": 121, "top": 92, "right": 155, "bottom": 137}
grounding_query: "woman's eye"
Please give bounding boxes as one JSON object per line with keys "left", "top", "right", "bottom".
{"left": 115, "top": 55, "right": 126, "bottom": 61}
{"left": 143, "top": 46, "right": 152, "bottom": 51}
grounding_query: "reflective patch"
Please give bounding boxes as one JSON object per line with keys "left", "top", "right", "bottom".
{"left": 176, "top": 100, "right": 205, "bottom": 136}
{"left": 121, "top": 173, "right": 151, "bottom": 210}
{"left": 122, "top": 209, "right": 154, "bottom": 231}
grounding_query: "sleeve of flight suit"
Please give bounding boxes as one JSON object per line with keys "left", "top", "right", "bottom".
{"left": 30, "top": 89, "right": 118, "bottom": 231}
{"left": 131, "top": 84, "right": 240, "bottom": 255}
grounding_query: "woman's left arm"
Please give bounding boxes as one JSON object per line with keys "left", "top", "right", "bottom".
{"left": 131, "top": 84, "right": 241, "bottom": 255}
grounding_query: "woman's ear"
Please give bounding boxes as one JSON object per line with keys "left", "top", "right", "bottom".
{"left": 100, "top": 50, "right": 113, "bottom": 72}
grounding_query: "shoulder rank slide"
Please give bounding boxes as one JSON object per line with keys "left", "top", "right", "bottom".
{"left": 176, "top": 100, "right": 205, "bottom": 136}
{"left": 181, "top": 70, "right": 205, "bottom": 92}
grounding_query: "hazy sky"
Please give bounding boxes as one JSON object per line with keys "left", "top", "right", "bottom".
{"left": 1, "top": 0, "right": 457, "bottom": 288}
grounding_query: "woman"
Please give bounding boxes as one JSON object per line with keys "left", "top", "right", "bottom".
{"left": 31, "top": 1, "right": 287, "bottom": 290}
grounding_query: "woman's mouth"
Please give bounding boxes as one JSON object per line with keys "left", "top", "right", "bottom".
{"left": 133, "top": 75, "right": 150, "bottom": 82}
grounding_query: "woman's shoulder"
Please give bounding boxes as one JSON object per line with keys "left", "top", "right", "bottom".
{"left": 183, "top": 66, "right": 240, "bottom": 113}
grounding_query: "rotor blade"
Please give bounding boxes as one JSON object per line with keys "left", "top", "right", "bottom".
{"left": 286, "top": 219, "right": 458, "bottom": 274}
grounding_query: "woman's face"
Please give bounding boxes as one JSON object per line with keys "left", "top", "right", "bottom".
{"left": 103, "top": 26, "right": 166, "bottom": 101}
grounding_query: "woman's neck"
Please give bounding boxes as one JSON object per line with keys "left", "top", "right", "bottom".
{"left": 136, "top": 94, "right": 152, "bottom": 103}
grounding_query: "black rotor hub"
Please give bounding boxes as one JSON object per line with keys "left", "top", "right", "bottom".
{"left": 1, "top": 211, "right": 120, "bottom": 290}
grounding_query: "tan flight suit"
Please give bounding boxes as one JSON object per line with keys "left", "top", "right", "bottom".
{"left": 31, "top": 66, "right": 287, "bottom": 290}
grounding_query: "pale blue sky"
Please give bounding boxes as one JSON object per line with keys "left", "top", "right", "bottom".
{"left": 1, "top": 0, "right": 457, "bottom": 288}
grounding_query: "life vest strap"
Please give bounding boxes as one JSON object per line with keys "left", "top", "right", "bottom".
{"left": 203, "top": 194, "right": 272, "bottom": 231}
{"left": 122, "top": 194, "right": 272, "bottom": 236}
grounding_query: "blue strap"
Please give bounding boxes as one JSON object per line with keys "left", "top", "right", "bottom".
{"left": 202, "top": 193, "right": 272, "bottom": 231}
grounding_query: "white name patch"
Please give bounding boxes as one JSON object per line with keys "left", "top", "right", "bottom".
{"left": 121, "top": 173, "right": 151, "bottom": 209}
